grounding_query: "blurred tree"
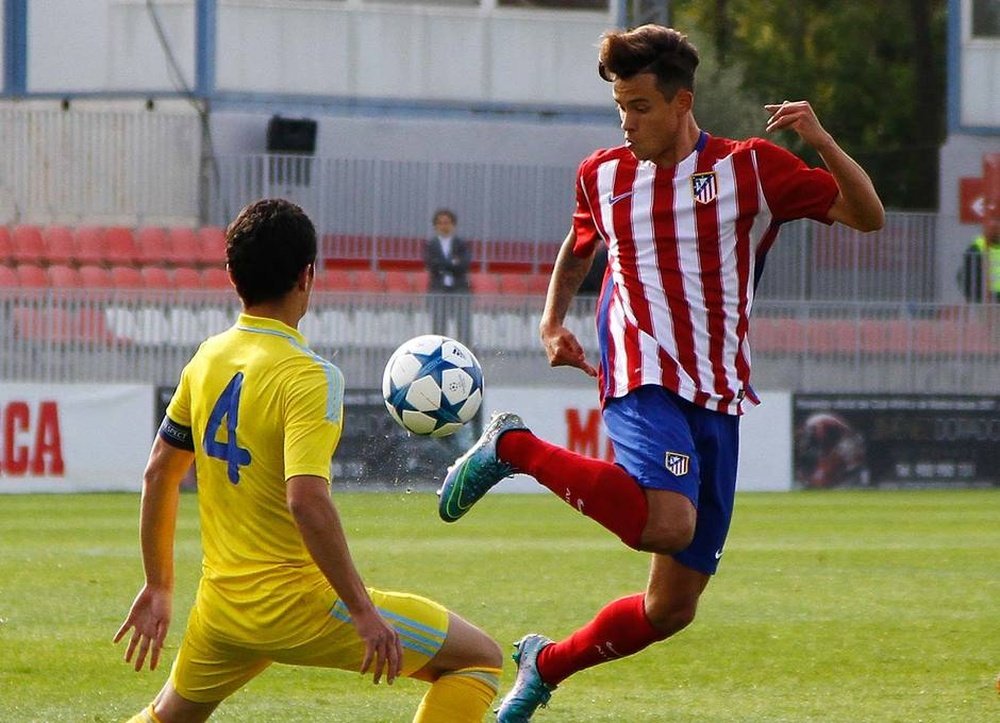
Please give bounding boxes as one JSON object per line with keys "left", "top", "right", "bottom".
{"left": 671, "top": 0, "right": 947, "bottom": 210}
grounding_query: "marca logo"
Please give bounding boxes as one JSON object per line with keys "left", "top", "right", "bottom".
{"left": 690, "top": 172, "right": 718, "bottom": 205}
{"left": 665, "top": 451, "right": 690, "bottom": 477}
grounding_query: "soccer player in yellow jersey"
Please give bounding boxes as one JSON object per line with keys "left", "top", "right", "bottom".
{"left": 114, "top": 199, "right": 502, "bottom": 722}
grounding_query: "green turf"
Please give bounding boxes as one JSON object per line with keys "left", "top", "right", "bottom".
{"left": 0, "top": 489, "right": 997, "bottom": 722}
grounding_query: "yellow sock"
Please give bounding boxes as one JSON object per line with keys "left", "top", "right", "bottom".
{"left": 413, "top": 666, "right": 502, "bottom": 723}
{"left": 125, "top": 704, "right": 161, "bottom": 723}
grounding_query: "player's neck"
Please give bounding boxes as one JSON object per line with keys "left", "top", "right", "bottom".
{"left": 651, "top": 118, "right": 702, "bottom": 168}
{"left": 242, "top": 299, "right": 304, "bottom": 331}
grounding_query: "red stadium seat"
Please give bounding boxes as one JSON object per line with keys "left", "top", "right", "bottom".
{"left": 11, "top": 225, "right": 45, "bottom": 265}
{"left": 140, "top": 266, "right": 173, "bottom": 289}
{"left": 354, "top": 269, "right": 385, "bottom": 293}
{"left": 0, "top": 227, "right": 12, "bottom": 263}
{"left": 197, "top": 226, "right": 226, "bottom": 265}
{"left": 135, "top": 227, "right": 171, "bottom": 266}
{"left": 109, "top": 265, "right": 144, "bottom": 288}
{"left": 42, "top": 226, "right": 76, "bottom": 266}
{"left": 0, "top": 264, "right": 19, "bottom": 286}
{"left": 104, "top": 227, "right": 140, "bottom": 266}
{"left": 173, "top": 266, "right": 202, "bottom": 288}
{"left": 15, "top": 263, "right": 50, "bottom": 288}
{"left": 73, "top": 226, "right": 107, "bottom": 267}
{"left": 201, "top": 266, "right": 231, "bottom": 289}
{"left": 48, "top": 264, "right": 83, "bottom": 288}
{"left": 166, "top": 227, "right": 202, "bottom": 266}
{"left": 78, "top": 264, "right": 113, "bottom": 289}
{"left": 470, "top": 272, "right": 502, "bottom": 295}
{"left": 315, "top": 268, "right": 357, "bottom": 293}
{"left": 384, "top": 270, "right": 417, "bottom": 295}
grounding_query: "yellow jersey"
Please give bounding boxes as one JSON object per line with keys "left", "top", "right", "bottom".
{"left": 165, "top": 313, "right": 344, "bottom": 645}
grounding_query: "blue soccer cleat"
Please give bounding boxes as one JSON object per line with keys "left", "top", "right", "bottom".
{"left": 495, "top": 634, "right": 556, "bottom": 722}
{"left": 437, "top": 411, "right": 526, "bottom": 522}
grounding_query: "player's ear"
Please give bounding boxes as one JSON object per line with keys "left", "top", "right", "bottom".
{"left": 674, "top": 89, "right": 693, "bottom": 115}
{"left": 298, "top": 263, "right": 314, "bottom": 292}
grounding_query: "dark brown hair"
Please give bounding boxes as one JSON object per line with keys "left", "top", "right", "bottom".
{"left": 226, "top": 198, "right": 317, "bottom": 306}
{"left": 598, "top": 25, "right": 699, "bottom": 100}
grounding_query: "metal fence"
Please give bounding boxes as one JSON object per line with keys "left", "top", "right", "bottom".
{"left": 3, "top": 288, "right": 999, "bottom": 395}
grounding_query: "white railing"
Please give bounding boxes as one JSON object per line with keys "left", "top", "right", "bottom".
{"left": 3, "top": 289, "right": 999, "bottom": 395}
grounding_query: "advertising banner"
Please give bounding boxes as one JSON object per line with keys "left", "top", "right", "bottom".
{"left": 792, "top": 394, "right": 1000, "bottom": 488}
{"left": 0, "top": 383, "right": 152, "bottom": 493}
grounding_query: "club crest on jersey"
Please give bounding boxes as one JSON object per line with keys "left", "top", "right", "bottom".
{"left": 690, "top": 172, "right": 718, "bottom": 205}
{"left": 665, "top": 452, "right": 690, "bottom": 477}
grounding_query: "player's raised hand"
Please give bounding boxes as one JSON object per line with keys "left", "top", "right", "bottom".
{"left": 764, "top": 100, "right": 833, "bottom": 149}
{"left": 113, "top": 584, "right": 172, "bottom": 672}
{"left": 541, "top": 324, "right": 598, "bottom": 378}
{"left": 355, "top": 608, "right": 403, "bottom": 685}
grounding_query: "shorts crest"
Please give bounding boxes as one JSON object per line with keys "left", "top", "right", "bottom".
{"left": 665, "top": 451, "right": 690, "bottom": 477}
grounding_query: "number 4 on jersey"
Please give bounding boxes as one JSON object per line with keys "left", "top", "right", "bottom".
{"left": 204, "top": 372, "right": 251, "bottom": 484}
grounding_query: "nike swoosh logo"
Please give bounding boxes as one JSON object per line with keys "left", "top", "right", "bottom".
{"left": 608, "top": 191, "right": 633, "bottom": 206}
{"left": 714, "top": 549, "right": 724, "bottom": 560}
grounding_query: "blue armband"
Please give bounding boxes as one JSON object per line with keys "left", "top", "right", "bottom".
{"left": 158, "top": 415, "right": 195, "bottom": 451}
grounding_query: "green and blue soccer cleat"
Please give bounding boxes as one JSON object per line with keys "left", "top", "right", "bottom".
{"left": 495, "top": 634, "right": 556, "bottom": 722}
{"left": 437, "top": 411, "right": 526, "bottom": 522}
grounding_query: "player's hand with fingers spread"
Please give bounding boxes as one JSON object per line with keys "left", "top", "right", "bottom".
{"left": 353, "top": 606, "right": 403, "bottom": 685}
{"left": 541, "top": 323, "right": 598, "bottom": 378}
{"left": 764, "top": 100, "right": 833, "bottom": 150}
{"left": 113, "top": 584, "right": 172, "bottom": 672}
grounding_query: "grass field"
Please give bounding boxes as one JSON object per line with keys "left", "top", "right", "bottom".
{"left": 1, "top": 489, "right": 998, "bottom": 722}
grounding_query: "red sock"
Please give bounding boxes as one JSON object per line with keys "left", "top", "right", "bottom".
{"left": 536, "top": 593, "right": 665, "bottom": 685}
{"left": 498, "top": 430, "right": 648, "bottom": 549}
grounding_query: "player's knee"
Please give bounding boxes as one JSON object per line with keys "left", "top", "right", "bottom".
{"left": 644, "top": 595, "right": 699, "bottom": 637}
{"left": 638, "top": 517, "right": 695, "bottom": 555}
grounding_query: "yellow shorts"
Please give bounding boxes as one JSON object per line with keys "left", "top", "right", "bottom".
{"left": 170, "top": 587, "right": 450, "bottom": 703}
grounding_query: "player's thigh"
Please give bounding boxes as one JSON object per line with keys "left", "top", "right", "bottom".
{"left": 276, "top": 588, "right": 451, "bottom": 678}
{"left": 169, "top": 605, "right": 271, "bottom": 705}
{"left": 411, "top": 612, "right": 502, "bottom": 682}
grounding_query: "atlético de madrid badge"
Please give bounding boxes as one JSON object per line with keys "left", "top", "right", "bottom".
{"left": 691, "top": 172, "right": 718, "bottom": 204}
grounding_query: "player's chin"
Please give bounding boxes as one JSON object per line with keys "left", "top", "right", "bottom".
{"left": 625, "top": 141, "right": 649, "bottom": 160}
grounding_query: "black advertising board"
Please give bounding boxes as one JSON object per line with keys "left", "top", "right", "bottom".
{"left": 792, "top": 394, "right": 1000, "bottom": 489}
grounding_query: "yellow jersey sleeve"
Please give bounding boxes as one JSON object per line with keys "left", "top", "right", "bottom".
{"left": 283, "top": 360, "right": 344, "bottom": 481}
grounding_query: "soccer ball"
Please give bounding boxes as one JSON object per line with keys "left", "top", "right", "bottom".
{"left": 382, "top": 334, "right": 484, "bottom": 437}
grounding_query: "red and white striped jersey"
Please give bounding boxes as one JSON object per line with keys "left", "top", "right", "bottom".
{"left": 572, "top": 131, "right": 838, "bottom": 415}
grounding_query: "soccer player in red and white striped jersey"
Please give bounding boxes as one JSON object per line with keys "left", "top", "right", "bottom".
{"left": 438, "top": 24, "right": 884, "bottom": 721}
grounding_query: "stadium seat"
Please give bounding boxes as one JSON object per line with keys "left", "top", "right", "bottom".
{"left": 42, "top": 226, "right": 76, "bottom": 266}
{"left": 197, "top": 226, "right": 226, "bottom": 265}
{"left": 525, "top": 273, "right": 550, "bottom": 295}
{"left": 173, "top": 266, "right": 202, "bottom": 288}
{"left": 73, "top": 226, "right": 107, "bottom": 267}
{"left": 201, "top": 266, "right": 231, "bottom": 289}
{"left": 135, "top": 227, "right": 170, "bottom": 266}
{"left": 78, "top": 264, "right": 113, "bottom": 289}
{"left": 104, "top": 227, "right": 140, "bottom": 266}
{"left": 0, "top": 226, "right": 12, "bottom": 262}
{"left": 0, "top": 264, "right": 18, "bottom": 286}
{"left": 11, "top": 225, "right": 45, "bottom": 265}
{"left": 48, "top": 264, "right": 83, "bottom": 288}
{"left": 15, "top": 263, "right": 50, "bottom": 288}
{"left": 470, "top": 272, "right": 502, "bottom": 295}
{"left": 166, "top": 227, "right": 202, "bottom": 266}
{"left": 384, "top": 270, "right": 417, "bottom": 295}
{"left": 315, "top": 268, "right": 356, "bottom": 293}
{"left": 355, "top": 269, "right": 385, "bottom": 293}
{"left": 140, "top": 266, "right": 173, "bottom": 289}
{"left": 109, "top": 265, "right": 144, "bottom": 288}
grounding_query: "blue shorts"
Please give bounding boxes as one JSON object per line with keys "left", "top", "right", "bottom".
{"left": 603, "top": 385, "right": 740, "bottom": 575}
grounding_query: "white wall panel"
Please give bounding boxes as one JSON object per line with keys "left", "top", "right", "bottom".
{"left": 961, "top": 46, "right": 1000, "bottom": 127}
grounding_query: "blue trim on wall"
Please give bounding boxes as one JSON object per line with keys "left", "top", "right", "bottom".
{"left": 195, "top": 0, "right": 216, "bottom": 98}
{"left": 3, "top": 0, "right": 27, "bottom": 95}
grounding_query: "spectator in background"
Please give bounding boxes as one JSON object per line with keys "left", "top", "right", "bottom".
{"left": 958, "top": 219, "right": 1000, "bottom": 303}
{"left": 424, "top": 208, "right": 472, "bottom": 343}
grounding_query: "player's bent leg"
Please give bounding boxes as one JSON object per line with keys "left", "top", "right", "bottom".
{"left": 412, "top": 613, "right": 503, "bottom": 723}
{"left": 638, "top": 489, "right": 697, "bottom": 555}
{"left": 126, "top": 681, "right": 220, "bottom": 723}
{"left": 644, "top": 554, "right": 711, "bottom": 636}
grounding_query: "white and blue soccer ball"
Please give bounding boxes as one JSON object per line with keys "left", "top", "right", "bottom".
{"left": 382, "top": 334, "right": 484, "bottom": 437}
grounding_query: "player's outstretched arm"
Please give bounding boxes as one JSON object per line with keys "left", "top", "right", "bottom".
{"left": 287, "top": 476, "right": 403, "bottom": 685}
{"left": 765, "top": 100, "right": 885, "bottom": 232}
{"left": 539, "top": 229, "right": 598, "bottom": 377}
{"left": 114, "top": 437, "right": 193, "bottom": 671}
